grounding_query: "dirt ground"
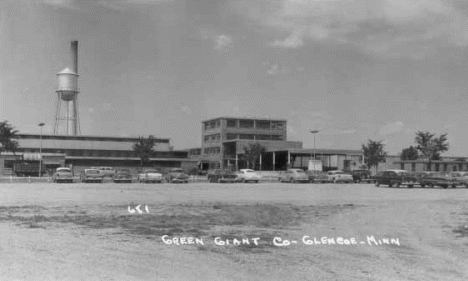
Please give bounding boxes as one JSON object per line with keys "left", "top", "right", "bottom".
{"left": 1, "top": 182, "right": 468, "bottom": 281}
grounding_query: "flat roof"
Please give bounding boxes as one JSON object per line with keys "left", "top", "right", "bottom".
{"left": 266, "top": 148, "right": 363, "bottom": 155}
{"left": 202, "top": 116, "right": 287, "bottom": 123}
{"left": 16, "top": 134, "right": 170, "bottom": 143}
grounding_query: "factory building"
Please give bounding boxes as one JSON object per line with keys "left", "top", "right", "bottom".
{"left": 0, "top": 134, "right": 196, "bottom": 176}
{"left": 189, "top": 117, "right": 364, "bottom": 171}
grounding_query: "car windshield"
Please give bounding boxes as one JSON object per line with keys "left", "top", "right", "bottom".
{"left": 86, "top": 170, "right": 99, "bottom": 174}
{"left": 294, "top": 170, "right": 306, "bottom": 174}
{"left": 145, "top": 170, "right": 159, "bottom": 173}
{"left": 57, "top": 169, "right": 71, "bottom": 173}
{"left": 244, "top": 170, "right": 255, "bottom": 173}
{"left": 171, "top": 169, "right": 184, "bottom": 173}
{"left": 117, "top": 170, "right": 130, "bottom": 174}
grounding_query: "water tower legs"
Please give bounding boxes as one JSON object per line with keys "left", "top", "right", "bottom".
{"left": 54, "top": 92, "right": 80, "bottom": 135}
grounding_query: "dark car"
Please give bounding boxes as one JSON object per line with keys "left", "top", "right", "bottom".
{"left": 374, "top": 170, "right": 418, "bottom": 188}
{"left": 351, "top": 169, "right": 372, "bottom": 183}
{"left": 370, "top": 171, "right": 384, "bottom": 183}
{"left": 419, "top": 172, "right": 457, "bottom": 188}
{"left": 207, "top": 169, "right": 237, "bottom": 183}
{"left": 306, "top": 170, "right": 332, "bottom": 183}
{"left": 165, "top": 168, "right": 190, "bottom": 183}
{"left": 113, "top": 169, "right": 133, "bottom": 183}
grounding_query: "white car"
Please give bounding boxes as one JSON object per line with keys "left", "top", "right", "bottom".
{"left": 236, "top": 169, "right": 262, "bottom": 183}
{"left": 327, "top": 170, "right": 353, "bottom": 183}
{"left": 138, "top": 169, "right": 162, "bottom": 183}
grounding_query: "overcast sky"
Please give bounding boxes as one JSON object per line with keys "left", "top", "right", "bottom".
{"left": 1, "top": 0, "right": 468, "bottom": 156}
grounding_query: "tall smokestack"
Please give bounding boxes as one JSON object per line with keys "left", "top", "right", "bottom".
{"left": 71, "top": 40, "right": 78, "bottom": 74}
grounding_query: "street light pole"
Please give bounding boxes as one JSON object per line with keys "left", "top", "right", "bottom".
{"left": 310, "top": 130, "right": 319, "bottom": 170}
{"left": 38, "top": 123, "right": 45, "bottom": 177}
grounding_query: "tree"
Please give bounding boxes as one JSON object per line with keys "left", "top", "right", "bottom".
{"left": 132, "top": 135, "right": 156, "bottom": 167}
{"left": 414, "top": 131, "right": 449, "bottom": 161}
{"left": 241, "top": 142, "right": 267, "bottom": 169}
{"left": 400, "top": 146, "right": 419, "bottom": 160}
{"left": 0, "top": 121, "right": 19, "bottom": 155}
{"left": 362, "top": 140, "right": 387, "bottom": 172}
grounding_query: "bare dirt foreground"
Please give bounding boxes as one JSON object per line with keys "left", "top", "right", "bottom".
{"left": 1, "top": 182, "right": 468, "bottom": 281}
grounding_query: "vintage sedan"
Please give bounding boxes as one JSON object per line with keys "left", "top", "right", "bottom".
{"left": 52, "top": 167, "right": 74, "bottom": 183}
{"left": 419, "top": 172, "right": 458, "bottom": 188}
{"left": 375, "top": 170, "right": 418, "bottom": 188}
{"left": 80, "top": 168, "right": 103, "bottom": 183}
{"left": 327, "top": 170, "right": 353, "bottom": 183}
{"left": 279, "top": 169, "right": 310, "bottom": 183}
{"left": 138, "top": 169, "right": 162, "bottom": 183}
{"left": 236, "top": 169, "right": 262, "bottom": 183}
{"left": 113, "top": 169, "right": 133, "bottom": 183}
{"left": 165, "top": 168, "right": 190, "bottom": 183}
{"left": 207, "top": 169, "right": 238, "bottom": 183}
{"left": 306, "top": 171, "right": 332, "bottom": 183}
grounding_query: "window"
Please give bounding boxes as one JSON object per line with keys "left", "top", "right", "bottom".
{"left": 204, "top": 135, "right": 210, "bottom": 142}
{"left": 215, "top": 120, "right": 220, "bottom": 128}
{"left": 435, "top": 163, "right": 439, "bottom": 171}
{"left": 426, "top": 163, "right": 431, "bottom": 171}
{"left": 239, "top": 119, "right": 254, "bottom": 128}
{"left": 400, "top": 163, "right": 404, "bottom": 170}
{"left": 411, "top": 163, "right": 416, "bottom": 172}
{"left": 256, "top": 134, "right": 271, "bottom": 140}
{"left": 453, "top": 166, "right": 458, "bottom": 171}
{"left": 443, "top": 163, "right": 448, "bottom": 171}
{"left": 226, "top": 119, "right": 237, "bottom": 128}
{"left": 239, "top": 134, "right": 255, "bottom": 140}
{"left": 226, "top": 134, "right": 237, "bottom": 140}
{"left": 271, "top": 135, "right": 283, "bottom": 141}
{"left": 271, "top": 121, "right": 284, "bottom": 130}
{"left": 256, "top": 120, "right": 270, "bottom": 129}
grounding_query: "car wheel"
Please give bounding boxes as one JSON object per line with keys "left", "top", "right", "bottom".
{"left": 375, "top": 181, "right": 380, "bottom": 187}
{"left": 394, "top": 182, "right": 400, "bottom": 188}
{"left": 333, "top": 179, "right": 337, "bottom": 184}
{"left": 443, "top": 185, "right": 448, "bottom": 189}
{"left": 429, "top": 183, "right": 434, "bottom": 188}
{"left": 241, "top": 178, "right": 245, "bottom": 183}
{"left": 218, "top": 178, "right": 222, "bottom": 183}
{"left": 255, "top": 180, "right": 259, "bottom": 183}
{"left": 420, "top": 184, "right": 425, "bottom": 188}
{"left": 465, "top": 183, "right": 468, "bottom": 188}
{"left": 408, "top": 185, "right": 413, "bottom": 188}
{"left": 452, "top": 184, "right": 457, "bottom": 188}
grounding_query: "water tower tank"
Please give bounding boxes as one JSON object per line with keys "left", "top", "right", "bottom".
{"left": 56, "top": 67, "right": 78, "bottom": 101}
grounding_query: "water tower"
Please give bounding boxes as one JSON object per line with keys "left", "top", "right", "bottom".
{"left": 54, "top": 40, "right": 81, "bottom": 135}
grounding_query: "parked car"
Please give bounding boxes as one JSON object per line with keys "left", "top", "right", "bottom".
{"left": 375, "top": 170, "right": 418, "bottom": 188}
{"left": 113, "top": 169, "right": 133, "bottom": 183}
{"left": 306, "top": 170, "right": 332, "bottom": 183}
{"left": 452, "top": 172, "right": 468, "bottom": 188}
{"left": 52, "top": 167, "right": 74, "bottom": 183}
{"left": 207, "top": 169, "right": 238, "bottom": 183}
{"left": 279, "top": 169, "right": 310, "bottom": 183}
{"left": 98, "top": 166, "right": 115, "bottom": 179}
{"left": 370, "top": 171, "right": 384, "bottom": 183}
{"left": 350, "top": 169, "right": 372, "bottom": 183}
{"left": 138, "top": 169, "right": 162, "bottom": 183}
{"left": 419, "top": 172, "right": 457, "bottom": 188}
{"left": 327, "top": 170, "right": 353, "bottom": 183}
{"left": 80, "top": 168, "right": 103, "bottom": 183}
{"left": 165, "top": 168, "right": 190, "bottom": 183}
{"left": 236, "top": 169, "right": 262, "bottom": 183}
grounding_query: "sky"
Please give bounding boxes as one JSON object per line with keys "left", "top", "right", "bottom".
{"left": 1, "top": 0, "right": 468, "bottom": 156}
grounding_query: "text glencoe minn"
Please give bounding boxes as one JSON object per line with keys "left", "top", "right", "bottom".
{"left": 161, "top": 235, "right": 400, "bottom": 246}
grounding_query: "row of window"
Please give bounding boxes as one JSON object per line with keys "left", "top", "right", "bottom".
{"left": 17, "top": 148, "right": 187, "bottom": 158}
{"left": 204, "top": 120, "right": 221, "bottom": 130}
{"left": 203, "top": 119, "right": 286, "bottom": 130}
{"left": 204, "top": 134, "right": 221, "bottom": 142}
{"left": 226, "top": 134, "right": 283, "bottom": 141}
{"left": 401, "top": 163, "right": 467, "bottom": 172}
{"left": 203, "top": 147, "right": 221, "bottom": 154}
{"left": 226, "top": 119, "right": 285, "bottom": 130}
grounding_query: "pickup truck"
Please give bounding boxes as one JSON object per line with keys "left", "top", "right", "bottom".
{"left": 138, "top": 169, "right": 162, "bottom": 183}
{"left": 374, "top": 170, "right": 418, "bottom": 188}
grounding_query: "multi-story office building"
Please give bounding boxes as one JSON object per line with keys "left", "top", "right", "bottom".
{"left": 196, "top": 117, "right": 302, "bottom": 169}
{"left": 191, "top": 116, "right": 364, "bottom": 171}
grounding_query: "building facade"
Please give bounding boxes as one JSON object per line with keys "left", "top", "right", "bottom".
{"left": 192, "top": 117, "right": 364, "bottom": 171}
{"left": 0, "top": 134, "right": 197, "bottom": 176}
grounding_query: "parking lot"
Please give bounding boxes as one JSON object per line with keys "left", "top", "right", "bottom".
{"left": 1, "top": 182, "right": 468, "bottom": 280}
